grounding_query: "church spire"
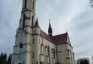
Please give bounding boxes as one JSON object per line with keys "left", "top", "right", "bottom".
{"left": 48, "top": 19, "right": 53, "bottom": 36}
{"left": 34, "top": 18, "right": 40, "bottom": 28}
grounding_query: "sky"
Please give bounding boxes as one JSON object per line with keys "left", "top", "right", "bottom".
{"left": 0, "top": 0, "right": 93, "bottom": 63}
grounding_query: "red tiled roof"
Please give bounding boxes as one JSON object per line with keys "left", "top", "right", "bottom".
{"left": 40, "top": 30, "right": 54, "bottom": 43}
{"left": 51, "top": 33, "right": 68, "bottom": 45}
{"left": 34, "top": 18, "right": 40, "bottom": 28}
{"left": 40, "top": 30, "right": 68, "bottom": 45}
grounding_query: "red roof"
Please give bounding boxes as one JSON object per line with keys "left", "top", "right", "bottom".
{"left": 51, "top": 33, "right": 68, "bottom": 45}
{"left": 40, "top": 30, "right": 54, "bottom": 43}
{"left": 40, "top": 30, "right": 68, "bottom": 45}
{"left": 34, "top": 18, "right": 40, "bottom": 28}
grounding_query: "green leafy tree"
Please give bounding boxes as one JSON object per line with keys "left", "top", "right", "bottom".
{"left": 6, "top": 54, "right": 12, "bottom": 64}
{"left": 4, "top": 53, "right": 7, "bottom": 64}
{"left": 0, "top": 53, "right": 4, "bottom": 64}
{"left": 0, "top": 53, "right": 12, "bottom": 64}
{"left": 77, "top": 58, "right": 90, "bottom": 64}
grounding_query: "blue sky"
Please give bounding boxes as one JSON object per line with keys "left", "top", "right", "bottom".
{"left": 0, "top": 0, "right": 93, "bottom": 63}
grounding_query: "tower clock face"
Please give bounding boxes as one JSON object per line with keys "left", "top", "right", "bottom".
{"left": 19, "top": 43, "right": 23, "bottom": 48}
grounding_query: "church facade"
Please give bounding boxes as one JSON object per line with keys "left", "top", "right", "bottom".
{"left": 11, "top": 0, "right": 75, "bottom": 64}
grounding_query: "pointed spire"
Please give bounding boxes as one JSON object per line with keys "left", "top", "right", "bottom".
{"left": 49, "top": 20, "right": 52, "bottom": 28}
{"left": 48, "top": 19, "right": 53, "bottom": 36}
{"left": 34, "top": 17, "right": 40, "bottom": 28}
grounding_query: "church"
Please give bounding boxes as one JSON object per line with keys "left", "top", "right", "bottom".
{"left": 11, "top": 0, "right": 76, "bottom": 64}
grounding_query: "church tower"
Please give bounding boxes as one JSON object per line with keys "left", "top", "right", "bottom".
{"left": 11, "top": 0, "right": 37, "bottom": 64}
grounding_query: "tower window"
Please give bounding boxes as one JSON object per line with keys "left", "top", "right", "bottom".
{"left": 32, "top": 0, "right": 34, "bottom": 10}
{"left": 32, "top": 16, "right": 34, "bottom": 27}
{"left": 24, "top": 0, "right": 27, "bottom": 8}
{"left": 32, "top": 52, "right": 34, "bottom": 58}
{"left": 33, "top": 39, "right": 34, "bottom": 44}
{"left": 19, "top": 43, "right": 23, "bottom": 48}
{"left": 23, "top": 14, "right": 25, "bottom": 27}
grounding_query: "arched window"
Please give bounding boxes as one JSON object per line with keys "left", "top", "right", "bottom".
{"left": 24, "top": 0, "right": 27, "bottom": 8}
{"left": 32, "top": 0, "right": 34, "bottom": 10}
{"left": 48, "top": 46, "right": 50, "bottom": 62}
{"left": 33, "top": 39, "right": 34, "bottom": 44}
{"left": 41, "top": 46, "right": 42, "bottom": 54}
{"left": 19, "top": 43, "right": 23, "bottom": 48}
{"left": 32, "top": 52, "right": 34, "bottom": 58}
{"left": 23, "top": 14, "right": 25, "bottom": 27}
{"left": 41, "top": 43, "right": 43, "bottom": 54}
{"left": 43, "top": 46, "right": 45, "bottom": 61}
{"left": 18, "top": 43, "right": 23, "bottom": 53}
{"left": 32, "top": 16, "right": 34, "bottom": 27}
{"left": 53, "top": 49, "right": 55, "bottom": 58}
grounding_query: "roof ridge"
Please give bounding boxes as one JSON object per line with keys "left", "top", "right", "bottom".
{"left": 52, "top": 33, "right": 67, "bottom": 37}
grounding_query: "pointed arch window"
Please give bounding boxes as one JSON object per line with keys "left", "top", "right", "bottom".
{"left": 32, "top": 16, "right": 34, "bottom": 27}
{"left": 32, "top": 0, "right": 35, "bottom": 10}
{"left": 32, "top": 52, "right": 34, "bottom": 58}
{"left": 33, "top": 39, "right": 34, "bottom": 44}
{"left": 41, "top": 46, "right": 42, "bottom": 54}
{"left": 24, "top": 0, "right": 27, "bottom": 8}
{"left": 53, "top": 49, "right": 55, "bottom": 58}
{"left": 23, "top": 14, "right": 25, "bottom": 27}
{"left": 48, "top": 46, "right": 50, "bottom": 62}
{"left": 43, "top": 46, "right": 45, "bottom": 61}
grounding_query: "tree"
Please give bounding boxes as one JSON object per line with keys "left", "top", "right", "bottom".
{"left": 77, "top": 58, "right": 90, "bottom": 64}
{"left": 0, "top": 53, "right": 7, "bottom": 64}
{"left": 90, "top": 0, "right": 93, "bottom": 7}
{"left": 3, "top": 53, "right": 7, "bottom": 64}
{"left": 0, "top": 53, "right": 12, "bottom": 64}
{"left": 6, "top": 54, "right": 12, "bottom": 64}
